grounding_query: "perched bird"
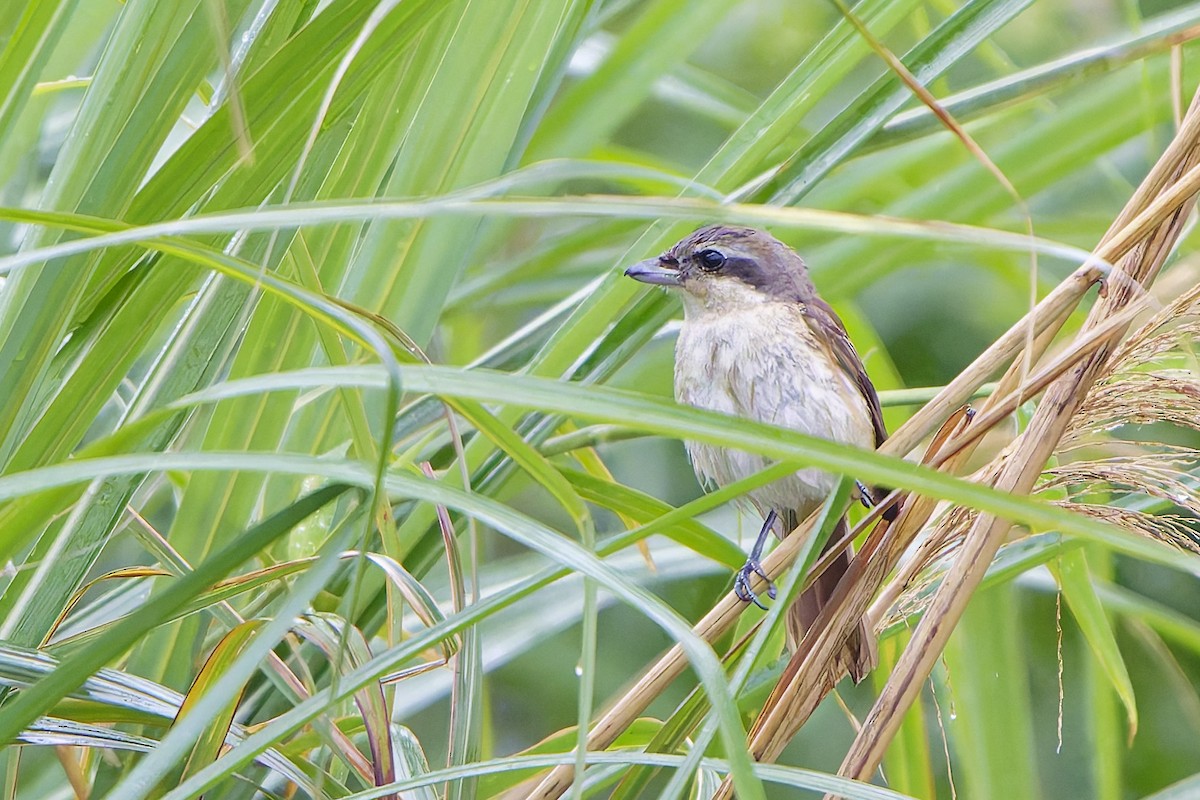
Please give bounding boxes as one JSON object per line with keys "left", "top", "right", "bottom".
{"left": 625, "top": 224, "right": 884, "bottom": 683}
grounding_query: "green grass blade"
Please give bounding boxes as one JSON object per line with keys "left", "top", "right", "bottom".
{"left": 1050, "top": 548, "right": 1138, "bottom": 741}
{"left": 942, "top": 582, "right": 1040, "bottom": 800}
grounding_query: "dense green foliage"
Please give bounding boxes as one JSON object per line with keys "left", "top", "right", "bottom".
{"left": 1, "top": 1, "right": 1199, "bottom": 798}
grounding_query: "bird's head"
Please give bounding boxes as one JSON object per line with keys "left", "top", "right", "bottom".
{"left": 624, "top": 225, "right": 816, "bottom": 315}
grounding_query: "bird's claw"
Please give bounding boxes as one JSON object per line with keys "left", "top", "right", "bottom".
{"left": 734, "top": 559, "right": 776, "bottom": 610}
{"left": 856, "top": 479, "right": 876, "bottom": 509}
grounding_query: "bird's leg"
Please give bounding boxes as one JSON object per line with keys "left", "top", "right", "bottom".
{"left": 734, "top": 509, "right": 779, "bottom": 610}
{"left": 855, "top": 479, "right": 875, "bottom": 509}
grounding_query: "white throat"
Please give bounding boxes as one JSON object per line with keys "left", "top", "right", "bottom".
{"left": 678, "top": 278, "right": 769, "bottom": 318}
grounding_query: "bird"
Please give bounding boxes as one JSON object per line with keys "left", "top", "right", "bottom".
{"left": 624, "top": 224, "right": 885, "bottom": 683}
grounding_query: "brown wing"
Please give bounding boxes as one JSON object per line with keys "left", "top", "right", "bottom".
{"left": 802, "top": 296, "right": 887, "bottom": 448}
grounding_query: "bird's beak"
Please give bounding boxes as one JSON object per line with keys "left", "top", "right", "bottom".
{"left": 624, "top": 258, "right": 682, "bottom": 286}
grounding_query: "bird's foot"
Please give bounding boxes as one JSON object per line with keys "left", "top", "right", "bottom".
{"left": 855, "top": 479, "right": 876, "bottom": 509}
{"left": 734, "top": 558, "right": 777, "bottom": 610}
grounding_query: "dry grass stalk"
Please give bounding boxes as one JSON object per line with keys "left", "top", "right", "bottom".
{"left": 1044, "top": 450, "right": 1200, "bottom": 515}
{"left": 1057, "top": 501, "right": 1199, "bottom": 553}
{"left": 872, "top": 303, "right": 1154, "bottom": 608}
{"left": 876, "top": 313, "right": 1200, "bottom": 630}
{"left": 1064, "top": 282, "right": 1200, "bottom": 444}
{"left": 1071, "top": 370, "right": 1200, "bottom": 442}
{"left": 871, "top": 471, "right": 994, "bottom": 625}
{"left": 832, "top": 87, "right": 1200, "bottom": 792}
{"left": 866, "top": 311, "right": 1095, "bottom": 635}
{"left": 884, "top": 264, "right": 1102, "bottom": 456}
{"left": 874, "top": 494, "right": 1199, "bottom": 631}
{"left": 913, "top": 298, "right": 1153, "bottom": 470}
{"left": 883, "top": 145, "right": 1200, "bottom": 458}
{"left": 879, "top": 264, "right": 1200, "bottom": 624}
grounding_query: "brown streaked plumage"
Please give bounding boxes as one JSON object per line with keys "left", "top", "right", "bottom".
{"left": 625, "top": 224, "right": 883, "bottom": 683}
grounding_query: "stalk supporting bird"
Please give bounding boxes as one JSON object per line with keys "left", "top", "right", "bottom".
{"left": 626, "top": 225, "right": 885, "bottom": 682}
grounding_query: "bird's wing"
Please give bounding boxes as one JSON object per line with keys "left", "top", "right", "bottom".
{"left": 801, "top": 296, "right": 887, "bottom": 447}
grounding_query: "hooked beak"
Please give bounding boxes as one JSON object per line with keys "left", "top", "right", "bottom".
{"left": 624, "top": 258, "right": 682, "bottom": 287}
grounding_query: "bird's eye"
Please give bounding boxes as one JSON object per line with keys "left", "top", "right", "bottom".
{"left": 695, "top": 249, "right": 725, "bottom": 271}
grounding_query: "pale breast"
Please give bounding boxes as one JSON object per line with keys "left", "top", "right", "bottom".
{"left": 674, "top": 303, "right": 874, "bottom": 517}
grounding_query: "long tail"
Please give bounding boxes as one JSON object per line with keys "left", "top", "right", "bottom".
{"left": 784, "top": 515, "right": 876, "bottom": 684}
